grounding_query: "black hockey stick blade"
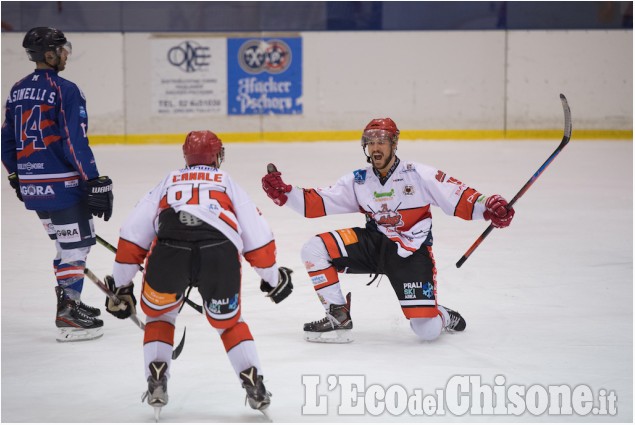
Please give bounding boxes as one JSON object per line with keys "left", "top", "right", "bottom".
{"left": 84, "top": 268, "right": 146, "bottom": 330}
{"left": 267, "top": 163, "right": 278, "bottom": 173}
{"left": 172, "top": 327, "right": 186, "bottom": 360}
{"left": 456, "top": 94, "right": 572, "bottom": 268}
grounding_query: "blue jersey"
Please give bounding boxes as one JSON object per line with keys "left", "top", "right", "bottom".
{"left": 1, "top": 69, "right": 99, "bottom": 211}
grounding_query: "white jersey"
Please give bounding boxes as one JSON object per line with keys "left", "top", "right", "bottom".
{"left": 285, "top": 158, "right": 488, "bottom": 257}
{"left": 112, "top": 165, "right": 278, "bottom": 287}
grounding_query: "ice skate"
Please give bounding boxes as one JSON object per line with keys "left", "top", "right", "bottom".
{"left": 240, "top": 366, "right": 271, "bottom": 413}
{"left": 55, "top": 286, "right": 103, "bottom": 342}
{"left": 441, "top": 305, "right": 466, "bottom": 332}
{"left": 303, "top": 292, "right": 353, "bottom": 343}
{"left": 78, "top": 300, "right": 101, "bottom": 317}
{"left": 142, "top": 361, "right": 169, "bottom": 422}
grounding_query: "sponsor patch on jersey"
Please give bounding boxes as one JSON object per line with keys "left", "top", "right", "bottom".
{"left": 353, "top": 169, "right": 366, "bottom": 184}
{"left": 21, "top": 184, "right": 55, "bottom": 198}
{"left": 422, "top": 282, "right": 434, "bottom": 299}
{"left": 311, "top": 274, "right": 328, "bottom": 285}
{"left": 229, "top": 293, "right": 239, "bottom": 310}
{"left": 79, "top": 105, "right": 87, "bottom": 118}
{"left": 55, "top": 223, "right": 82, "bottom": 243}
{"left": 65, "top": 178, "right": 79, "bottom": 188}
{"left": 373, "top": 189, "right": 394, "bottom": 200}
{"left": 17, "top": 162, "right": 44, "bottom": 171}
{"left": 403, "top": 185, "right": 415, "bottom": 195}
{"left": 41, "top": 219, "right": 55, "bottom": 236}
{"left": 402, "top": 163, "right": 416, "bottom": 172}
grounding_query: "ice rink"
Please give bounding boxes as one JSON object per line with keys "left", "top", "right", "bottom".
{"left": 1, "top": 139, "right": 632, "bottom": 422}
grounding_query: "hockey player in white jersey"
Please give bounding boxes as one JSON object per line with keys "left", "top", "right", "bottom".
{"left": 102, "top": 131, "right": 293, "bottom": 418}
{"left": 262, "top": 118, "right": 514, "bottom": 343}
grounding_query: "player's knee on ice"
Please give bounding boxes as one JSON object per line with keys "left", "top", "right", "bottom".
{"left": 410, "top": 316, "right": 443, "bottom": 341}
{"left": 301, "top": 236, "right": 331, "bottom": 272}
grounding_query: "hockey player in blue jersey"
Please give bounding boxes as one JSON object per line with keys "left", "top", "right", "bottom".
{"left": 1, "top": 27, "right": 114, "bottom": 342}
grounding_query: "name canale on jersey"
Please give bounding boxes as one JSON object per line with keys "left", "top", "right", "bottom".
{"left": 172, "top": 170, "right": 223, "bottom": 183}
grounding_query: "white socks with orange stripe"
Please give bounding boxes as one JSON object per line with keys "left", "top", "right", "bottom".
{"left": 218, "top": 321, "right": 263, "bottom": 379}
{"left": 143, "top": 310, "right": 178, "bottom": 380}
{"left": 302, "top": 236, "right": 347, "bottom": 307}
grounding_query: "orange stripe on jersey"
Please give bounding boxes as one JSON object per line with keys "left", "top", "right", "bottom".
{"left": 244, "top": 240, "right": 276, "bottom": 269}
{"left": 309, "top": 266, "right": 339, "bottom": 290}
{"left": 115, "top": 238, "right": 150, "bottom": 264}
{"left": 454, "top": 188, "right": 481, "bottom": 220}
{"left": 303, "top": 189, "right": 326, "bottom": 218}
{"left": 209, "top": 191, "right": 235, "bottom": 214}
{"left": 220, "top": 322, "right": 254, "bottom": 352}
{"left": 219, "top": 212, "right": 238, "bottom": 232}
{"left": 318, "top": 232, "right": 342, "bottom": 259}
{"left": 397, "top": 206, "right": 431, "bottom": 231}
{"left": 143, "top": 320, "right": 175, "bottom": 346}
{"left": 159, "top": 195, "right": 169, "bottom": 210}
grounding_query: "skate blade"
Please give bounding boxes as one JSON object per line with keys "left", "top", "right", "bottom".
{"left": 259, "top": 407, "right": 273, "bottom": 422}
{"left": 56, "top": 327, "right": 104, "bottom": 342}
{"left": 304, "top": 329, "right": 353, "bottom": 344}
{"left": 154, "top": 406, "right": 161, "bottom": 422}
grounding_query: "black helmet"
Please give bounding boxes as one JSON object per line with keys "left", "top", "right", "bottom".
{"left": 22, "top": 27, "right": 68, "bottom": 62}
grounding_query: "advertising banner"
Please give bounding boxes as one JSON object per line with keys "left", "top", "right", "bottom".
{"left": 151, "top": 37, "right": 227, "bottom": 115}
{"left": 227, "top": 37, "right": 303, "bottom": 115}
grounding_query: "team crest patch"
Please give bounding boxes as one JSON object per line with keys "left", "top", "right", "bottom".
{"left": 403, "top": 185, "right": 414, "bottom": 195}
{"left": 353, "top": 169, "right": 366, "bottom": 184}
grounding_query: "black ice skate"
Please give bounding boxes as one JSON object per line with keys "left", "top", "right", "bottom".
{"left": 240, "top": 366, "right": 271, "bottom": 412}
{"left": 303, "top": 292, "right": 353, "bottom": 343}
{"left": 78, "top": 300, "right": 101, "bottom": 318}
{"left": 142, "top": 361, "right": 169, "bottom": 422}
{"left": 55, "top": 286, "right": 104, "bottom": 342}
{"left": 441, "top": 305, "right": 467, "bottom": 332}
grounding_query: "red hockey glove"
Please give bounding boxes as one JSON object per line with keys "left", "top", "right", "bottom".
{"left": 484, "top": 194, "right": 515, "bottom": 228}
{"left": 262, "top": 164, "right": 292, "bottom": 206}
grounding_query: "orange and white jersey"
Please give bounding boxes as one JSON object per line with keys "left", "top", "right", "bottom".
{"left": 285, "top": 158, "right": 487, "bottom": 257}
{"left": 113, "top": 165, "right": 278, "bottom": 287}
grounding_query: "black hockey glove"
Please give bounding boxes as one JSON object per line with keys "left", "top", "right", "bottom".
{"left": 7, "top": 172, "right": 23, "bottom": 202}
{"left": 260, "top": 266, "right": 293, "bottom": 304}
{"left": 87, "top": 176, "right": 113, "bottom": 221}
{"left": 104, "top": 275, "right": 137, "bottom": 319}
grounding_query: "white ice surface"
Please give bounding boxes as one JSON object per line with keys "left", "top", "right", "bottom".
{"left": 1, "top": 140, "right": 632, "bottom": 423}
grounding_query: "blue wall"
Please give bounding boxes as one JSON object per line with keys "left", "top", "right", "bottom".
{"left": 1, "top": 1, "right": 632, "bottom": 32}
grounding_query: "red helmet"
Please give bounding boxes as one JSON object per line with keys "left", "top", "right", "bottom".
{"left": 183, "top": 130, "right": 224, "bottom": 167}
{"left": 361, "top": 118, "right": 400, "bottom": 147}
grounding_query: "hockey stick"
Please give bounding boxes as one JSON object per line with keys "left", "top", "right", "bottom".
{"left": 84, "top": 268, "right": 187, "bottom": 360}
{"left": 84, "top": 268, "right": 145, "bottom": 330}
{"left": 456, "top": 93, "right": 572, "bottom": 268}
{"left": 95, "top": 234, "right": 203, "bottom": 314}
